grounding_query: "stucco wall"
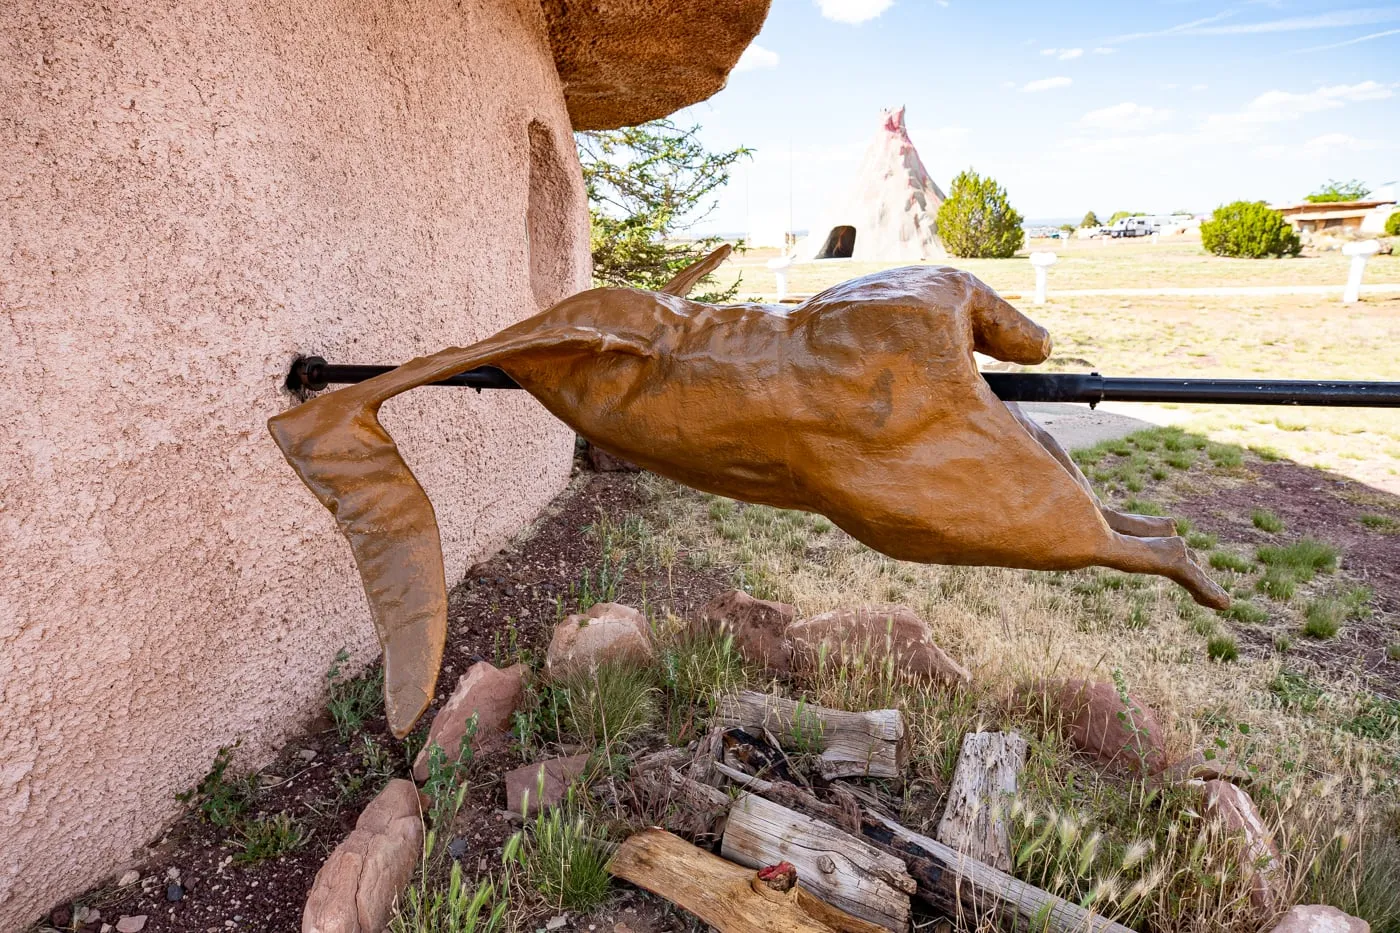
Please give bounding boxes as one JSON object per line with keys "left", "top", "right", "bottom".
{"left": 0, "top": 0, "right": 589, "bottom": 924}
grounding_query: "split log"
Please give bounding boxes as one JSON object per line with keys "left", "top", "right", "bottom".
{"left": 610, "top": 828, "right": 888, "bottom": 933}
{"left": 715, "top": 691, "right": 906, "bottom": 779}
{"left": 934, "top": 731, "right": 1026, "bottom": 872}
{"left": 863, "top": 814, "right": 1133, "bottom": 933}
{"left": 722, "top": 793, "right": 915, "bottom": 932}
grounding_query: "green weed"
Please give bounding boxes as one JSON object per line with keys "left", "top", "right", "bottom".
{"left": 1209, "top": 551, "right": 1253, "bottom": 573}
{"left": 176, "top": 743, "right": 258, "bottom": 828}
{"left": 507, "top": 802, "right": 613, "bottom": 912}
{"left": 233, "top": 812, "right": 307, "bottom": 863}
{"left": 1220, "top": 600, "right": 1268, "bottom": 624}
{"left": 327, "top": 649, "right": 384, "bottom": 741}
{"left": 1207, "top": 634, "right": 1239, "bottom": 662}
{"left": 1359, "top": 514, "right": 1400, "bottom": 533}
{"left": 1302, "top": 598, "right": 1344, "bottom": 639}
{"left": 1251, "top": 509, "right": 1284, "bottom": 533}
{"left": 561, "top": 661, "right": 658, "bottom": 749}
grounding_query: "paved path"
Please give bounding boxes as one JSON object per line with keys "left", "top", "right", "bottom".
{"left": 1021, "top": 401, "right": 1187, "bottom": 450}
{"left": 1023, "top": 283, "right": 1400, "bottom": 298}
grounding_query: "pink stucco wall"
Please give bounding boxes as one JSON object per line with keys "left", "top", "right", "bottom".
{"left": 0, "top": 0, "right": 589, "bottom": 924}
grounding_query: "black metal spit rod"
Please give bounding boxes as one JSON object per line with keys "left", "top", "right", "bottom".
{"left": 286, "top": 356, "right": 1400, "bottom": 408}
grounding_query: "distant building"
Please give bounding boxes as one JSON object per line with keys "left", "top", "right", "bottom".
{"left": 1276, "top": 198, "right": 1397, "bottom": 236}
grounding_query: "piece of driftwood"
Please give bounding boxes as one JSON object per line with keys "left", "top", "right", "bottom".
{"left": 722, "top": 794, "right": 915, "bottom": 932}
{"left": 610, "top": 828, "right": 888, "bottom": 933}
{"left": 715, "top": 692, "right": 906, "bottom": 779}
{"left": 863, "top": 814, "right": 1133, "bottom": 933}
{"left": 934, "top": 731, "right": 1027, "bottom": 872}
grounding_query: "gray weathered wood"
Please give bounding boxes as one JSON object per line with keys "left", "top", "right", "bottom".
{"left": 870, "top": 814, "right": 1134, "bottom": 933}
{"left": 934, "top": 731, "right": 1026, "bottom": 872}
{"left": 714, "top": 692, "right": 906, "bottom": 779}
{"left": 721, "top": 794, "right": 914, "bottom": 932}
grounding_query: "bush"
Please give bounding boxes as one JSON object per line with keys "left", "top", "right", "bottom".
{"left": 1200, "top": 201, "right": 1301, "bottom": 258}
{"left": 1386, "top": 211, "right": 1400, "bottom": 237}
{"left": 1305, "top": 178, "right": 1370, "bottom": 203}
{"left": 936, "top": 169, "right": 1024, "bottom": 258}
{"left": 1081, "top": 210, "right": 1100, "bottom": 228}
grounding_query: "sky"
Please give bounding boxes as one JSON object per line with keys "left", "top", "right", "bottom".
{"left": 671, "top": 0, "right": 1400, "bottom": 233}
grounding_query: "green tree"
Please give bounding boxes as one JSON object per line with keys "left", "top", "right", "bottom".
{"left": 578, "top": 120, "right": 750, "bottom": 301}
{"left": 936, "top": 169, "right": 1024, "bottom": 259}
{"left": 1107, "top": 210, "right": 1145, "bottom": 224}
{"left": 1080, "top": 210, "right": 1100, "bottom": 228}
{"left": 1385, "top": 211, "right": 1400, "bottom": 237}
{"left": 1305, "top": 179, "right": 1371, "bottom": 203}
{"left": 1200, "top": 201, "right": 1302, "bottom": 258}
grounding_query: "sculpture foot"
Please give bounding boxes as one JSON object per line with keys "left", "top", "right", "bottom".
{"left": 1102, "top": 509, "right": 1178, "bottom": 538}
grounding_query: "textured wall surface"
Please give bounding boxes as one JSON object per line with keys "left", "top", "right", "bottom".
{"left": 0, "top": 0, "right": 588, "bottom": 924}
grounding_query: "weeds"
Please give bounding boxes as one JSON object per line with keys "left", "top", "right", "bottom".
{"left": 561, "top": 661, "right": 658, "bottom": 749}
{"left": 1302, "top": 598, "right": 1344, "bottom": 639}
{"left": 232, "top": 812, "right": 307, "bottom": 863}
{"left": 1207, "top": 634, "right": 1239, "bottom": 662}
{"left": 507, "top": 800, "right": 613, "bottom": 912}
{"left": 1257, "top": 538, "right": 1338, "bottom": 580}
{"left": 176, "top": 743, "right": 258, "bottom": 828}
{"left": 1251, "top": 509, "right": 1284, "bottom": 533}
{"left": 327, "top": 649, "right": 384, "bottom": 741}
{"left": 1209, "top": 551, "right": 1253, "bottom": 573}
{"left": 1359, "top": 514, "right": 1400, "bottom": 533}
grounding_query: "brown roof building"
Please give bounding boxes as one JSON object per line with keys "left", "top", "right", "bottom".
{"left": 1275, "top": 198, "right": 1397, "bottom": 235}
{"left": 0, "top": 0, "right": 768, "bottom": 924}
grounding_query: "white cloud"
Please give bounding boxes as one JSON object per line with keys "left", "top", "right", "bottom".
{"left": 734, "top": 43, "right": 780, "bottom": 73}
{"left": 814, "top": 0, "right": 893, "bottom": 24}
{"left": 1078, "top": 102, "right": 1174, "bottom": 131}
{"left": 935, "top": 0, "right": 949, "bottom": 7}
{"left": 1022, "top": 76, "right": 1073, "bottom": 92}
{"left": 1092, "top": 46, "right": 1116, "bottom": 54}
{"left": 1226, "top": 81, "right": 1393, "bottom": 125}
{"left": 1195, "top": 7, "right": 1400, "bottom": 35}
{"left": 1106, "top": 11, "right": 1236, "bottom": 43}
{"left": 1294, "top": 27, "right": 1400, "bottom": 53}
{"left": 1254, "top": 133, "right": 1388, "bottom": 160}
{"left": 1191, "top": 83, "right": 1209, "bottom": 91}
{"left": 1041, "top": 47, "right": 1083, "bottom": 60}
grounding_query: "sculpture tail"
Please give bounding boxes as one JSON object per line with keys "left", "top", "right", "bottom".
{"left": 268, "top": 325, "right": 650, "bottom": 737}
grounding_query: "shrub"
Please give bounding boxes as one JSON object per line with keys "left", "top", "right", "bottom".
{"left": 561, "top": 660, "right": 658, "bottom": 749}
{"left": 1200, "top": 201, "right": 1301, "bottom": 258}
{"left": 1251, "top": 509, "right": 1283, "bottom": 533}
{"left": 1302, "top": 598, "right": 1343, "bottom": 639}
{"left": 1387, "top": 211, "right": 1400, "bottom": 237}
{"left": 936, "top": 169, "right": 1025, "bottom": 258}
{"left": 1081, "top": 210, "right": 1100, "bottom": 228}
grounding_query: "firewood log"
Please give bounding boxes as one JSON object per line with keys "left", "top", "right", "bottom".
{"left": 715, "top": 692, "right": 906, "bottom": 779}
{"left": 934, "top": 731, "right": 1026, "bottom": 872}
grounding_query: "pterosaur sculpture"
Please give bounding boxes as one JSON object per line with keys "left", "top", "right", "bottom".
{"left": 269, "top": 246, "right": 1227, "bottom": 737}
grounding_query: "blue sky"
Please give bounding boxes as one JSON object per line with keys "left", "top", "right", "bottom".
{"left": 673, "top": 0, "right": 1399, "bottom": 233}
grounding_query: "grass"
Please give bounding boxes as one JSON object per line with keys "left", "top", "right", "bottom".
{"left": 1208, "top": 551, "right": 1253, "bottom": 573}
{"left": 1220, "top": 600, "right": 1268, "bottom": 624}
{"left": 1207, "top": 634, "right": 1239, "bottom": 662}
{"left": 1257, "top": 539, "right": 1339, "bottom": 579}
{"left": 326, "top": 649, "right": 384, "bottom": 741}
{"left": 507, "top": 802, "right": 613, "bottom": 913}
{"left": 1302, "top": 599, "right": 1344, "bottom": 639}
{"left": 232, "top": 812, "right": 307, "bottom": 864}
{"left": 1360, "top": 514, "right": 1400, "bottom": 533}
{"left": 175, "top": 744, "right": 258, "bottom": 828}
{"left": 1251, "top": 509, "right": 1284, "bottom": 533}
{"left": 1388, "top": 643, "right": 1400, "bottom": 662}
{"left": 560, "top": 660, "right": 659, "bottom": 749}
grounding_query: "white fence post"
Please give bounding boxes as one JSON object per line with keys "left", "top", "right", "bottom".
{"left": 1342, "top": 240, "right": 1380, "bottom": 304}
{"left": 1029, "top": 251, "right": 1057, "bottom": 305}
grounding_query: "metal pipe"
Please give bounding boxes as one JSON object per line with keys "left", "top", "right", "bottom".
{"left": 286, "top": 356, "right": 1400, "bottom": 407}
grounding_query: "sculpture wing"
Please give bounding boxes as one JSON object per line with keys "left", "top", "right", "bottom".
{"left": 268, "top": 327, "right": 651, "bottom": 737}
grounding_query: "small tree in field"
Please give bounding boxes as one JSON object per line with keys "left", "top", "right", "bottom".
{"left": 578, "top": 120, "right": 750, "bottom": 302}
{"left": 1305, "top": 179, "right": 1371, "bottom": 203}
{"left": 936, "top": 170, "right": 1024, "bottom": 259}
{"left": 1200, "top": 201, "right": 1301, "bottom": 258}
{"left": 1386, "top": 211, "right": 1400, "bottom": 237}
{"left": 1080, "top": 210, "right": 1100, "bottom": 228}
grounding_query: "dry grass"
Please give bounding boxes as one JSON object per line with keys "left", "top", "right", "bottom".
{"left": 631, "top": 467, "right": 1400, "bottom": 932}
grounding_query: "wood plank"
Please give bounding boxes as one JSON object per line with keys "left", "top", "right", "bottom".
{"left": 864, "top": 815, "right": 1134, "bottom": 933}
{"left": 722, "top": 793, "right": 914, "bottom": 932}
{"left": 714, "top": 692, "right": 906, "bottom": 779}
{"left": 609, "top": 829, "right": 885, "bottom": 933}
{"left": 934, "top": 731, "right": 1026, "bottom": 872}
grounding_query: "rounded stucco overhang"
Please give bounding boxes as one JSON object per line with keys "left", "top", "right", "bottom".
{"left": 542, "top": 0, "right": 773, "bottom": 130}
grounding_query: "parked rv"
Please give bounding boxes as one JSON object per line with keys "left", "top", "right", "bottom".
{"left": 1109, "top": 217, "right": 1155, "bottom": 238}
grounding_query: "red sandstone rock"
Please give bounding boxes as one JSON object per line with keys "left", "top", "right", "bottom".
{"left": 695, "top": 589, "right": 796, "bottom": 672}
{"left": 505, "top": 754, "right": 592, "bottom": 816}
{"left": 787, "top": 605, "right": 971, "bottom": 687}
{"left": 1039, "top": 679, "right": 1168, "bottom": 775}
{"left": 302, "top": 779, "right": 424, "bottom": 933}
{"left": 545, "top": 603, "right": 653, "bottom": 680}
{"left": 1202, "top": 779, "right": 1283, "bottom": 914}
{"left": 411, "top": 662, "right": 526, "bottom": 782}
{"left": 1269, "top": 905, "right": 1370, "bottom": 932}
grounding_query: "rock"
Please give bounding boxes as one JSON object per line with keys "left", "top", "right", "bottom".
{"left": 1201, "top": 780, "right": 1283, "bottom": 913}
{"left": 545, "top": 603, "right": 653, "bottom": 680}
{"left": 585, "top": 442, "right": 641, "bottom": 473}
{"left": 297, "top": 748, "right": 318, "bottom": 762}
{"left": 50, "top": 906, "right": 72, "bottom": 928}
{"left": 1037, "top": 678, "right": 1168, "bottom": 776}
{"left": 412, "top": 661, "right": 527, "bottom": 782}
{"left": 788, "top": 605, "right": 971, "bottom": 687}
{"left": 115, "top": 917, "right": 148, "bottom": 933}
{"left": 166, "top": 882, "right": 184, "bottom": 902}
{"left": 1269, "top": 905, "right": 1370, "bottom": 932}
{"left": 447, "top": 837, "right": 469, "bottom": 860}
{"left": 82, "top": 907, "right": 102, "bottom": 924}
{"left": 302, "top": 779, "right": 424, "bottom": 933}
{"left": 505, "top": 754, "right": 592, "bottom": 816}
{"left": 118, "top": 870, "right": 140, "bottom": 887}
{"left": 1154, "top": 748, "right": 1252, "bottom": 787}
{"left": 695, "top": 590, "right": 795, "bottom": 672}
{"left": 547, "top": 916, "right": 568, "bottom": 930}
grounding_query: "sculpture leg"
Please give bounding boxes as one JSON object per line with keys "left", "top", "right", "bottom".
{"left": 1003, "top": 402, "right": 1177, "bottom": 538}
{"left": 1094, "top": 533, "right": 1229, "bottom": 609}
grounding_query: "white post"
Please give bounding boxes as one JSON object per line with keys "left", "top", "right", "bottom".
{"left": 767, "top": 254, "right": 795, "bottom": 302}
{"left": 1341, "top": 240, "right": 1380, "bottom": 304}
{"left": 1029, "top": 251, "right": 1057, "bottom": 305}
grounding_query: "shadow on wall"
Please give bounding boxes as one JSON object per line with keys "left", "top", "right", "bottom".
{"left": 815, "top": 225, "right": 857, "bottom": 259}
{"left": 528, "top": 119, "right": 578, "bottom": 309}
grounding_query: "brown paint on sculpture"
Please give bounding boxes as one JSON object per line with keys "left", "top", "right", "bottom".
{"left": 269, "top": 247, "right": 1227, "bottom": 736}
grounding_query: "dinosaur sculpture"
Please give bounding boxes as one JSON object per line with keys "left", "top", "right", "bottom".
{"left": 269, "top": 246, "right": 1226, "bottom": 736}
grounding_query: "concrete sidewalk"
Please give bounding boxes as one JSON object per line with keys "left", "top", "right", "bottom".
{"left": 1021, "top": 401, "right": 1187, "bottom": 450}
